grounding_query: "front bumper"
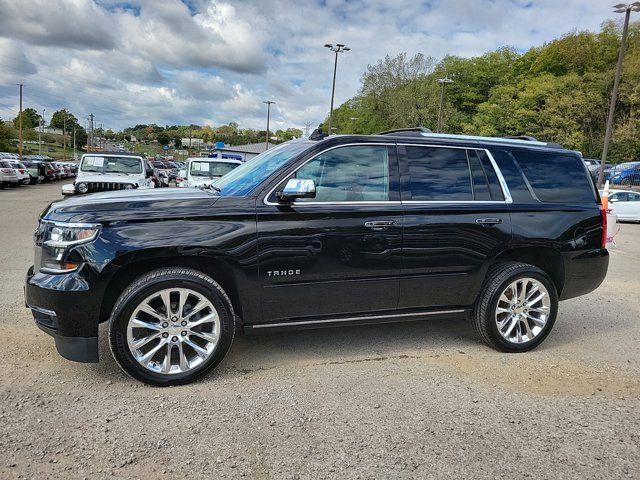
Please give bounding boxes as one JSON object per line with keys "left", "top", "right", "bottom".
{"left": 25, "top": 266, "right": 100, "bottom": 363}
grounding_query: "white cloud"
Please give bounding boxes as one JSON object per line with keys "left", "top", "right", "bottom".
{"left": 0, "top": 0, "right": 618, "bottom": 130}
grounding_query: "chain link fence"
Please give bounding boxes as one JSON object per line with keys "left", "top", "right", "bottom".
{"left": 585, "top": 160, "right": 640, "bottom": 189}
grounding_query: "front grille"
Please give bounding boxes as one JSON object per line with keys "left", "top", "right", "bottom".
{"left": 86, "top": 182, "right": 129, "bottom": 193}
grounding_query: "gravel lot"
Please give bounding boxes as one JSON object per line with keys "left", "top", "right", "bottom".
{"left": 1, "top": 181, "right": 639, "bottom": 479}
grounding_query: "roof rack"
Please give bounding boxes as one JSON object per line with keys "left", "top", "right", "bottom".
{"left": 377, "top": 127, "right": 433, "bottom": 137}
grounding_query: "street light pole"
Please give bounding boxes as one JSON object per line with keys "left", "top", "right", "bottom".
{"left": 38, "top": 109, "right": 45, "bottom": 156}
{"left": 17, "top": 83, "right": 24, "bottom": 161}
{"left": 437, "top": 77, "right": 453, "bottom": 133}
{"left": 263, "top": 100, "right": 275, "bottom": 150}
{"left": 324, "top": 43, "right": 350, "bottom": 135}
{"left": 597, "top": 2, "right": 640, "bottom": 187}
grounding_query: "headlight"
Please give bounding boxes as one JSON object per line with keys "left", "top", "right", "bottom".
{"left": 45, "top": 223, "right": 100, "bottom": 248}
{"left": 77, "top": 182, "right": 88, "bottom": 193}
{"left": 36, "top": 222, "right": 100, "bottom": 274}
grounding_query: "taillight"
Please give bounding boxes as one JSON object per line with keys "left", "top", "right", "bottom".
{"left": 1, "top": 168, "right": 12, "bottom": 174}
{"left": 600, "top": 204, "right": 607, "bottom": 248}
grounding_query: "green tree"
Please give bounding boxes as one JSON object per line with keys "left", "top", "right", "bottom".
{"left": 0, "top": 118, "right": 17, "bottom": 151}
{"left": 13, "top": 108, "right": 41, "bottom": 130}
{"left": 157, "top": 132, "right": 170, "bottom": 146}
{"left": 50, "top": 109, "right": 79, "bottom": 131}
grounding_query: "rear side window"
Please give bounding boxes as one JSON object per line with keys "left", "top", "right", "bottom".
{"left": 406, "top": 147, "right": 472, "bottom": 201}
{"left": 511, "top": 150, "right": 595, "bottom": 203}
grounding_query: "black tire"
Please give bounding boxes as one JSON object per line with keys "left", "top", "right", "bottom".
{"left": 472, "top": 262, "right": 558, "bottom": 352}
{"left": 109, "top": 267, "right": 235, "bottom": 386}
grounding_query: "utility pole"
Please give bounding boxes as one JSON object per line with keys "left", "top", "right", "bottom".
{"left": 73, "top": 127, "right": 76, "bottom": 160}
{"left": 263, "top": 100, "right": 275, "bottom": 150}
{"left": 62, "top": 109, "right": 67, "bottom": 160}
{"left": 38, "top": 108, "right": 45, "bottom": 156}
{"left": 304, "top": 122, "right": 312, "bottom": 137}
{"left": 87, "top": 113, "right": 94, "bottom": 152}
{"left": 189, "top": 125, "right": 193, "bottom": 155}
{"left": 324, "top": 44, "right": 350, "bottom": 135}
{"left": 17, "top": 83, "right": 24, "bottom": 161}
{"left": 436, "top": 77, "right": 453, "bottom": 133}
{"left": 597, "top": 2, "right": 640, "bottom": 187}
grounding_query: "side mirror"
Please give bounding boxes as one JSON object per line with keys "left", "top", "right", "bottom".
{"left": 276, "top": 178, "right": 316, "bottom": 203}
{"left": 609, "top": 197, "right": 619, "bottom": 203}
{"left": 146, "top": 167, "right": 154, "bottom": 178}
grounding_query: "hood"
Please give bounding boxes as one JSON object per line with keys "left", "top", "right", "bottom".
{"left": 44, "top": 187, "right": 219, "bottom": 223}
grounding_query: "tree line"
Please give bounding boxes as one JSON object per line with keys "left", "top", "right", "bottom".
{"left": 326, "top": 20, "right": 640, "bottom": 163}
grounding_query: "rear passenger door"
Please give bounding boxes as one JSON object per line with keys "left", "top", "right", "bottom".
{"left": 398, "top": 144, "right": 512, "bottom": 309}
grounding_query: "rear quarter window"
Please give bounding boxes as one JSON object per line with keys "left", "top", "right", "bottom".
{"left": 511, "top": 150, "right": 595, "bottom": 203}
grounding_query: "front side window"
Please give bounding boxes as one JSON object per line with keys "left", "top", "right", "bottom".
{"left": 406, "top": 146, "right": 472, "bottom": 201}
{"left": 294, "top": 145, "right": 389, "bottom": 202}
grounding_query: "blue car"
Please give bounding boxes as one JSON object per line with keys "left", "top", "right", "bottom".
{"left": 606, "top": 161, "right": 640, "bottom": 186}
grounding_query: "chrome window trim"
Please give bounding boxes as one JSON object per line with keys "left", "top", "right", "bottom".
{"left": 263, "top": 142, "right": 513, "bottom": 206}
{"left": 251, "top": 309, "right": 467, "bottom": 329}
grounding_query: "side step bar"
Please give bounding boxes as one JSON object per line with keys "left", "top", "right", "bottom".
{"left": 244, "top": 308, "right": 468, "bottom": 334}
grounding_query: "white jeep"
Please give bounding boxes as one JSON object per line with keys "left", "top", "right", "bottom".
{"left": 177, "top": 157, "right": 242, "bottom": 188}
{"left": 62, "top": 153, "right": 155, "bottom": 195}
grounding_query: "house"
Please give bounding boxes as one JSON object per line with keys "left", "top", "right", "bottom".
{"left": 33, "top": 126, "right": 64, "bottom": 135}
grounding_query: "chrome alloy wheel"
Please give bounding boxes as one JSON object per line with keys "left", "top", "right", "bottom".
{"left": 495, "top": 277, "right": 551, "bottom": 344}
{"left": 126, "top": 288, "right": 220, "bottom": 374}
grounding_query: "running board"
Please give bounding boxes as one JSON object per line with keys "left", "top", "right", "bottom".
{"left": 244, "top": 308, "right": 468, "bottom": 333}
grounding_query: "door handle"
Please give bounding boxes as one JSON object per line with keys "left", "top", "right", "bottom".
{"left": 364, "top": 220, "right": 397, "bottom": 230}
{"left": 475, "top": 217, "right": 503, "bottom": 226}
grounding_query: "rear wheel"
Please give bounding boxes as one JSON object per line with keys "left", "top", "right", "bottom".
{"left": 109, "top": 268, "right": 235, "bottom": 386}
{"left": 473, "top": 262, "right": 558, "bottom": 352}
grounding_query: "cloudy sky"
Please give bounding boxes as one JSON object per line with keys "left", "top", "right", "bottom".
{"left": 0, "top": 0, "right": 619, "bottom": 132}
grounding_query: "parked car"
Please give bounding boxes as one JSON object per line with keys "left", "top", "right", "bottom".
{"left": 0, "top": 160, "right": 20, "bottom": 188}
{"left": 8, "top": 161, "right": 31, "bottom": 185}
{"left": 584, "top": 158, "right": 613, "bottom": 181}
{"left": 40, "top": 162, "right": 58, "bottom": 182}
{"left": 21, "top": 160, "right": 46, "bottom": 184}
{"left": 26, "top": 130, "right": 608, "bottom": 385}
{"left": 601, "top": 189, "right": 640, "bottom": 222}
{"left": 606, "top": 161, "right": 640, "bottom": 186}
{"left": 177, "top": 158, "right": 242, "bottom": 188}
{"left": 62, "top": 153, "right": 156, "bottom": 195}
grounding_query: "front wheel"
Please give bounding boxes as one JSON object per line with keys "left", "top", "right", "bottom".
{"left": 109, "top": 268, "right": 235, "bottom": 386}
{"left": 472, "top": 262, "right": 558, "bottom": 352}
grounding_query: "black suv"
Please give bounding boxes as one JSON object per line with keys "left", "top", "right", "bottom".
{"left": 25, "top": 131, "right": 609, "bottom": 385}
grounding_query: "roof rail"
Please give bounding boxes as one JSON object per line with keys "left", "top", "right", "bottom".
{"left": 503, "top": 135, "right": 563, "bottom": 149}
{"left": 377, "top": 127, "right": 433, "bottom": 137}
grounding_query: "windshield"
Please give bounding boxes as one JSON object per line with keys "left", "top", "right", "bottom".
{"left": 190, "top": 161, "right": 239, "bottom": 178}
{"left": 81, "top": 156, "right": 143, "bottom": 174}
{"left": 214, "top": 141, "right": 312, "bottom": 196}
